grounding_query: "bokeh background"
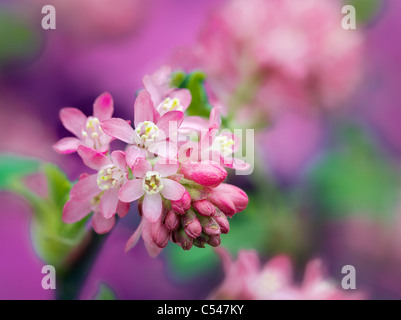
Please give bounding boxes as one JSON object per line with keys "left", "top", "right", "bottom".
{"left": 1, "top": 0, "right": 400, "bottom": 299}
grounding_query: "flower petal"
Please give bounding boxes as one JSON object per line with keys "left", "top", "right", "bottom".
{"left": 118, "top": 179, "right": 144, "bottom": 203}
{"left": 170, "top": 89, "right": 192, "bottom": 111}
{"left": 92, "top": 211, "right": 115, "bottom": 234}
{"left": 93, "top": 92, "right": 114, "bottom": 121}
{"left": 132, "top": 158, "right": 152, "bottom": 178}
{"left": 60, "top": 107, "right": 87, "bottom": 138}
{"left": 63, "top": 199, "right": 91, "bottom": 223}
{"left": 154, "top": 161, "right": 179, "bottom": 177}
{"left": 111, "top": 150, "right": 127, "bottom": 172}
{"left": 142, "top": 218, "right": 163, "bottom": 257}
{"left": 125, "top": 219, "right": 143, "bottom": 252}
{"left": 77, "top": 146, "right": 111, "bottom": 170}
{"left": 53, "top": 137, "right": 81, "bottom": 154}
{"left": 134, "top": 89, "right": 155, "bottom": 127}
{"left": 100, "top": 187, "right": 119, "bottom": 219}
{"left": 126, "top": 145, "right": 146, "bottom": 169}
{"left": 148, "top": 141, "right": 178, "bottom": 159}
{"left": 117, "top": 200, "right": 130, "bottom": 218}
{"left": 160, "top": 178, "right": 186, "bottom": 201}
{"left": 156, "top": 110, "right": 184, "bottom": 136}
{"left": 142, "top": 193, "right": 162, "bottom": 222}
{"left": 70, "top": 174, "right": 100, "bottom": 202}
{"left": 101, "top": 118, "right": 135, "bottom": 144}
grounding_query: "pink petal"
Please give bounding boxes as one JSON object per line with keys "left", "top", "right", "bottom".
{"left": 126, "top": 146, "right": 146, "bottom": 169}
{"left": 132, "top": 158, "right": 152, "bottom": 178}
{"left": 101, "top": 118, "right": 135, "bottom": 144}
{"left": 142, "top": 193, "right": 162, "bottom": 223}
{"left": 134, "top": 90, "right": 155, "bottom": 127}
{"left": 118, "top": 179, "right": 144, "bottom": 203}
{"left": 92, "top": 211, "right": 115, "bottom": 234}
{"left": 154, "top": 161, "right": 179, "bottom": 177}
{"left": 111, "top": 150, "right": 127, "bottom": 172}
{"left": 170, "top": 89, "right": 192, "bottom": 110}
{"left": 63, "top": 199, "right": 91, "bottom": 223}
{"left": 160, "top": 178, "right": 186, "bottom": 201}
{"left": 60, "top": 107, "right": 87, "bottom": 138}
{"left": 209, "top": 107, "right": 222, "bottom": 129}
{"left": 99, "top": 187, "right": 119, "bottom": 219}
{"left": 117, "top": 201, "right": 130, "bottom": 218}
{"left": 156, "top": 110, "right": 184, "bottom": 136}
{"left": 180, "top": 116, "right": 209, "bottom": 132}
{"left": 77, "top": 146, "right": 111, "bottom": 170}
{"left": 70, "top": 174, "right": 100, "bottom": 202}
{"left": 148, "top": 141, "right": 178, "bottom": 159}
{"left": 93, "top": 92, "right": 114, "bottom": 121}
{"left": 141, "top": 219, "right": 163, "bottom": 257}
{"left": 125, "top": 219, "right": 143, "bottom": 252}
{"left": 53, "top": 137, "right": 81, "bottom": 154}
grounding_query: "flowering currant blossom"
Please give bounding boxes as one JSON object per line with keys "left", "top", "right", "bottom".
{"left": 142, "top": 65, "right": 192, "bottom": 117}
{"left": 101, "top": 89, "right": 184, "bottom": 159}
{"left": 62, "top": 146, "right": 129, "bottom": 233}
{"left": 209, "top": 248, "right": 365, "bottom": 300}
{"left": 58, "top": 67, "right": 250, "bottom": 256}
{"left": 54, "top": 92, "right": 115, "bottom": 154}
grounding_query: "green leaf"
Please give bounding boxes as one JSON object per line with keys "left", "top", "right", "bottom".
{"left": 0, "top": 154, "right": 40, "bottom": 190}
{"left": 343, "top": 0, "right": 382, "bottom": 24}
{"left": 179, "top": 71, "right": 212, "bottom": 118}
{"left": 93, "top": 283, "right": 117, "bottom": 300}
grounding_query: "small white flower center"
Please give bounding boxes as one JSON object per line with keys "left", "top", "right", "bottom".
{"left": 212, "top": 135, "right": 235, "bottom": 156}
{"left": 142, "top": 171, "right": 163, "bottom": 195}
{"left": 82, "top": 117, "right": 104, "bottom": 150}
{"left": 157, "top": 97, "right": 183, "bottom": 114}
{"left": 97, "top": 164, "right": 124, "bottom": 191}
{"left": 135, "top": 121, "right": 160, "bottom": 147}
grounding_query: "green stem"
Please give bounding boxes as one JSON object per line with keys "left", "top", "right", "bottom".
{"left": 56, "top": 230, "right": 108, "bottom": 300}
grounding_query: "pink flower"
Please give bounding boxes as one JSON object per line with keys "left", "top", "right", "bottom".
{"left": 118, "top": 158, "right": 186, "bottom": 222}
{"left": 210, "top": 248, "right": 365, "bottom": 300}
{"left": 143, "top": 66, "right": 192, "bottom": 117}
{"left": 53, "top": 92, "right": 114, "bottom": 154}
{"left": 179, "top": 161, "right": 227, "bottom": 187}
{"left": 62, "top": 146, "right": 130, "bottom": 233}
{"left": 101, "top": 89, "right": 184, "bottom": 159}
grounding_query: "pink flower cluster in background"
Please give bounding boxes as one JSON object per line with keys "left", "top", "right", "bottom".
{"left": 177, "top": 0, "right": 363, "bottom": 119}
{"left": 210, "top": 248, "right": 365, "bottom": 300}
{"left": 54, "top": 66, "right": 249, "bottom": 256}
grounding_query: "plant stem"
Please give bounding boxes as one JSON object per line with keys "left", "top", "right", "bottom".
{"left": 56, "top": 230, "right": 108, "bottom": 300}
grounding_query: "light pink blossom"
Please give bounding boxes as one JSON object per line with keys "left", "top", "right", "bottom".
{"left": 53, "top": 92, "right": 114, "bottom": 154}
{"left": 119, "top": 158, "right": 186, "bottom": 223}
{"left": 101, "top": 89, "right": 184, "bottom": 159}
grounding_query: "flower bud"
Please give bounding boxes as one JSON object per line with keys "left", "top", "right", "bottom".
{"left": 198, "top": 215, "right": 221, "bottom": 236}
{"left": 213, "top": 210, "right": 230, "bottom": 234}
{"left": 164, "top": 209, "right": 180, "bottom": 231}
{"left": 193, "top": 199, "right": 215, "bottom": 216}
{"left": 193, "top": 233, "right": 209, "bottom": 248}
{"left": 208, "top": 183, "right": 248, "bottom": 217}
{"left": 171, "top": 190, "right": 191, "bottom": 215}
{"left": 207, "top": 234, "right": 221, "bottom": 247}
{"left": 151, "top": 219, "right": 170, "bottom": 248}
{"left": 179, "top": 161, "right": 227, "bottom": 187}
{"left": 181, "top": 210, "right": 202, "bottom": 239}
{"left": 174, "top": 228, "right": 193, "bottom": 250}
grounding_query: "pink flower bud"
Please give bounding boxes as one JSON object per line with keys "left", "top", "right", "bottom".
{"left": 171, "top": 190, "right": 191, "bottom": 215}
{"left": 151, "top": 219, "right": 170, "bottom": 248}
{"left": 193, "top": 199, "right": 215, "bottom": 216}
{"left": 213, "top": 210, "right": 230, "bottom": 234}
{"left": 208, "top": 183, "right": 249, "bottom": 217}
{"left": 174, "top": 228, "right": 193, "bottom": 250}
{"left": 198, "top": 216, "right": 221, "bottom": 236}
{"left": 179, "top": 161, "right": 227, "bottom": 187}
{"left": 181, "top": 210, "right": 202, "bottom": 239}
{"left": 207, "top": 234, "right": 221, "bottom": 247}
{"left": 164, "top": 209, "right": 180, "bottom": 231}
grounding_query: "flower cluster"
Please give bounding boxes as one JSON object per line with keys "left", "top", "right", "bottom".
{"left": 54, "top": 66, "right": 249, "bottom": 256}
{"left": 210, "top": 248, "right": 365, "bottom": 300}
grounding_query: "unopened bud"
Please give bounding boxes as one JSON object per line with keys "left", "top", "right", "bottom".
{"left": 164, "top": 209, "right": 180, "bottom": 231}
{"left": 198, "top": 215, "right": 221, "bottom": 236}
{"left": 171, "top": 190, "right": 191, "bottom": 215}
{"left": 151, "top": 219, "right": 170, "bottom": 248}
{"left": 212, "top": 210, "right": 230, "bottom": 234}
{"left": 207, "top": 234, "right": 221, "bottom": 247}
{"left": 180, "top": 161, "right": 227, "bottom": 187}
{"left": 208, "top": 183, "right": 248, "bottom": 217}
{"left": 174, "top": 228, "right": 193, "bottom": 250}
{"left": 181, "top": 210, "right": 202, "bottom": 239}
{"left": 193, "top": 199, "right": 215, "bottom": 216}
